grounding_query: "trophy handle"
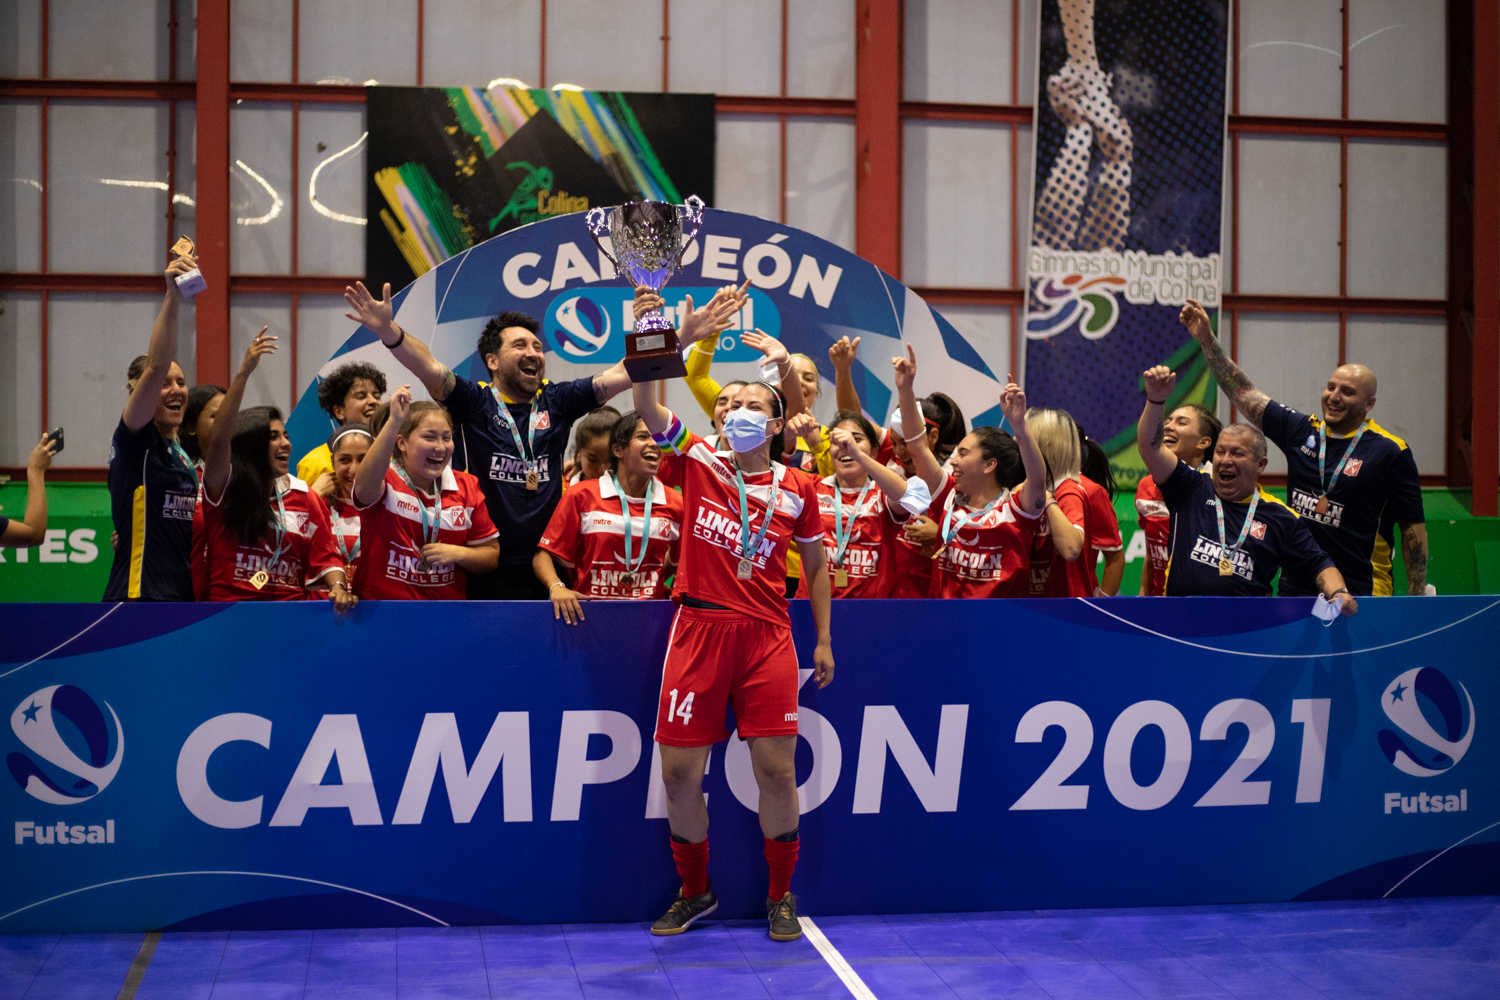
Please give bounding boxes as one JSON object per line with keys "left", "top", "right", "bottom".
{"left": 585, "top": 207, "right": 620, "bottom": 271}
{"left": 676, "top": 195, "right": 705, "bottom": 270}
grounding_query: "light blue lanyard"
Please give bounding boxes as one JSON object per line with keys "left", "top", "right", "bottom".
{"left": 334, "top": 501, "right": 360, "bottom": 564}
{"left": 166, "top": 436, "right": 193, "bottom": 473}
{"left": 392, "top": 462, "right": 442, "bottom": 544}
{"left": 734, "top": 464, "right": 781, "bottom": 563}
{"left": 491, "top": 384, "right": 540, "bottom": 478}
{"left": 612, "top": 475, "right": 654, "bottom": 575}
{"left": 941, "top": 492, "right": 1003, "bottom": 546}
{"left": 265, "top": 486, "right": 289, "bottom": 569}
{"left": 832, "top": 479, "right": 875, "bottom": 567}
{"left": 1317, "top": 420, "right": 1368, "bottom": 495}
{"left": 1213, "top": 491, "right": 1260, "bottom": 563}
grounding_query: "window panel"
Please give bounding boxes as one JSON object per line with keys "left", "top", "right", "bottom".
{"left": 232, "top": 0, "right": 293, "bottom": 83}
{"left": 1233, "top": 313, "right": 1339, "bottom": 475}
{"left": 1349, "top": 0, "right": 1445, "bottom": 123}
{"left": 298, "top": 104, "right": 367, "bottom": 276}
{"left": 904, "top": 0, "right": 1013, "bottom": 105}
{"left": 1236, "top": 135, "right": 1340, "bottom": 296}
{"left": 296, "top": 295, "right": 362, "bottom": 409}
{"left": 714, "top": 116, "right": 780, "bottom": 221}
{"left": 785, "top": 118, "right": 854, "bottom": 252}
{"left": 231, "top": 295, "right": 293, "bottom": 415}
{"left": 172, "top": 101, "right": 199, "bottom": 254}
{"left": 1015, "top": 124, "right": 1031, "bottom": 281}
{"left": 931, "top": 305, "right": 1012, "bottom": 402}
{"left": 230, "top": 104, "right": 293, "bottom": 275}
{"left": 546, "top": 0, "right": 661, "bottom": 92}
{"left": 49, "top": 0, "right": 172, "bottom": 80}
{"left": 670, "top": 0, "right": 781, "bottom": 96}
{"left": 903, "top": 121, "right": 1011, "bottom": 288}
{"left": 1346, "top": 140, "right": 1446, "bottom": 300}
{"left": 787, "top": 0, "right": 854, "bottom": 100}
{"left": 1345, "top": 316, "right": 1445, "bottom": 475}
{"left": 422, "top": 0, "right": 541, "bottom": 88}
{"left": 48, "top": 294, "right": 175, "bottom": 467}
{"left": 299, "top": 0, "right": 418, "bottom": 86}
{"left": 0, "top": 0, "right": 43, "bottom": 77}
{"left": 1238, "top": 0, "right": 1342, "bottom": 119}
{"left": 48, "top": 101, "right": 170, "bottom": 273}
{"left": 1017, "top": 0, "right": 1038, "bottom": 106}
{"left": 0, "top": 292, "right": 41, "bottom": 467}
{"left": 1, "top": 101, "right": 42, "bottom": 273}
{"left": 175, "top": 0, "right": 196, "bottom": 81}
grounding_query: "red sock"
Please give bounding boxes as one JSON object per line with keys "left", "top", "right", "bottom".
{"left": 764, "top": 835, "right": 799, "bottom": 901}
{"left": 671, "top": 836, "right": 710, "bottom": 898}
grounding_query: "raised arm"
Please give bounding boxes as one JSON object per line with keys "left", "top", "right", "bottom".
{"left": 1181, "top": 298, "right": 1269, "bottom": 428}
{"left": 0, "top": 435, "right": 58, "bottom": 547}
{"left": 1000, "top": 376, "right": 1046, "bottom": 515}
{"left": 202, "top": 329, "right": 277, "bottom": 503}
{"left": 631, "top": 375, "right": 672, "bottom": 439}
{"left": 740, "top": 328, "right": 803, "bottom": 418}
{"left": 354, "top": 385, "right": 408, "bottom": 507}
{"left": 1136, "top": 365, "right": 1181, "bottom": 485}
{"left": 829, "top": 336, "right": 863, "bottom": 415}
{"left": 344, "top": 281, "right": 453, "bottom": 401}
{"left": 123, "top": 256, "right": 195, "bottom": 431}
{"left": 893, "top": 345, "right": 945, "bottom": 493}
{"left": 830, "top": 428, "right": 908, "bottom": 501}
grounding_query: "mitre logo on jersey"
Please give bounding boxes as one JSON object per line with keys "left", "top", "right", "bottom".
{"left": 1377, "top": 667, "right": 1475, "bottom": 777}
{"left": 1344, "top": 458, "right": 1363, "bottom": 476}
{"left": 8, "top": 685, "right": 124, "bottom": 805}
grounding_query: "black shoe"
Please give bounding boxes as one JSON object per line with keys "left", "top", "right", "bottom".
{"left": 767, "top": 892, "right": 802, "bottom": 941}
{"left": 650, "top": 885, "right": 718, "bottom": 936}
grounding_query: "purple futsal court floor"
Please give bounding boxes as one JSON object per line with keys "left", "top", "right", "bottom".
{"left": 3, "top": 897, "right": 1496, "bottom": 1000}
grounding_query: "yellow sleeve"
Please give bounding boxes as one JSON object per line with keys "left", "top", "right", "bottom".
{"left": 296, "top": 445, "right": 332, "bottom": 486}
{"left": 813, "top": 427, "right": 835, "bottom": 478}
{"left": 683, "top": 337, "right": 722, "bottom": 420}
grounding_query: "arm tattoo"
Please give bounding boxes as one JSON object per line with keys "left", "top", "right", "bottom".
{"left": 1198, "top": 334, "right": 1269, "bottom": 426}
{"left": 1401, "top": 525, "right": 1429, "bottom": 594}
{"left": 439, "top": 366, "right": 456, "bottom": 397}
{"left": 592, "top": 373, "right": 606, "bottom": 403}
{"left": 1151, "top": 422, "right": 1165, "bottom": 449}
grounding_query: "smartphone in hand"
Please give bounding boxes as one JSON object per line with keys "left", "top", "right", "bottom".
{"left": 45, "top": 427, "right": 64, "bottom": 455}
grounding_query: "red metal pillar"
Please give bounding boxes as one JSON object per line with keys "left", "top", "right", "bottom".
{"left": 1473, "top": 0, "right": 1500, "bottom": 515}
{"left": 854, "top": 0, "right": 901, "bottom": 277}
{"left": 196, "top": 0, "right": 232, "bottom": 386}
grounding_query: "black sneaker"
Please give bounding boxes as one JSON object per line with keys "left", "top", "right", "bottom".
{"left": 767, "top": 892, "right": 802, "bottom": 941}
{"left": 650, "top": 885, "right": 718, "bottom": 936}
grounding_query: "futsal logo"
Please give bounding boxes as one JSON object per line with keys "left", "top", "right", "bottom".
{"left": 1377, "top": 667, "right": 1475, "bottom": 778}
{"left": 547, "top": 295, "right": 612, "bottom": 358}
{"left": 7, "top": 685, "right": 125, "bottom": 805}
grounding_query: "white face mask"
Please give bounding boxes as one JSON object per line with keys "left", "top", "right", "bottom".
{"left": 722, "top": 408, "right": 770, "bottom": 453}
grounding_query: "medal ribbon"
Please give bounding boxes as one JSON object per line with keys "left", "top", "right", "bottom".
{"left": 392, "top": 462, "right": 443, "bottom": 545}
{"left": 941, "top": 491, "right": 1004, "bottom": 547}
{"left": 832, "top": 479, "right": 875, "bottom": 568}
{"left": 491, "top": 384, "right": 541, "bottom": 482}
{"left": 264, "top": 484, "right": 289, "bottom": 578}
{"left": 1213, "top": 490, "right": 1261, "bottom": 570}
{"left": 734, "top": 463, "right": 782, "bottom": 566}
{"left": 167, "top": 436, "right": 194, "bottom": 472}
{"left": 1317, "top": 420, "right": 1369, "bottom": 497}
{"left": 612, "top": 475, "right": 654, "bottom": 577}
{"left": 334, "top": 501, "right": 360, "bottom": 565}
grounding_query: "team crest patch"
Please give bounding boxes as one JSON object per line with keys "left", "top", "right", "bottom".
{"left": 534, "top": 410, "right": 552, "bottom": 431}
{"left": 1249, "top": 520, "right": 1267, "bottom": 540}
{"left": 1344, "top": 458, "right": 1363, "bottom": 476}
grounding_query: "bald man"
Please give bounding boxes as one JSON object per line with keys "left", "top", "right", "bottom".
{"left": 1179, "top": 300, "right": 1428, "bottom": 597}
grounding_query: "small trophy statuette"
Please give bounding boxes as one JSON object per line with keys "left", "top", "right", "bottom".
{"left": 172, "top": 236, "right": 207, "bottom": 298}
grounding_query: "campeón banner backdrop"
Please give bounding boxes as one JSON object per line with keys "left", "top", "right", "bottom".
{"left": 1023, "top": 0, "right": 1229, "bottom": 489}
{"left": 289, "top": 208, "right": 1011, "bottom": 467}
{"left": 2, "top": 598, "right": 1495, "bottom": 932}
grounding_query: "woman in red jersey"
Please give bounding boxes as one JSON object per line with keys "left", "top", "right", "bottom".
{"left": 631, "top": 363, "right": 831, "bottom": 944}
{"left": 197, "top": 332, "right": 352, "bottom": 608}
{"left": 1078, "top": 430, "right": 1126, "bottom": 595}
{"left": 535, "top": 411, "right": 685, "bottom": 622}
{"left": 313, "top": 423, "right": 372, "bottom": 590}
{"left": 1025, "top": 407, "right": 1097, "bottom": 598}
{"left": 352, "top": 386, "right": 499, "bottom": 600}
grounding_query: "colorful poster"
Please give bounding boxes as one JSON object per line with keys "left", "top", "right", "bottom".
{"left": 366, "top": 86, "right": 716, "bottom": 290}
{"left": 1023, "top": 0, "right": 1230, "bottom": 488}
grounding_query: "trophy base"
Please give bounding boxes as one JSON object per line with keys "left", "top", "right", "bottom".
{"left": 624, "top": 350, "right": 689, "bottom": 383}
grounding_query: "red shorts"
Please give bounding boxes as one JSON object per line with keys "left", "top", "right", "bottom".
{"left": 654, "top": 607, "right": 800, "bottom": 747}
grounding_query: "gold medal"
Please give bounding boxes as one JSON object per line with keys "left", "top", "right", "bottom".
{"left": 620, "top": 572, "right": 636, "bottom": 589}
{"left": 250, "top": 570, "right": 270, "bottom": 590}
{"left": 1315, "top": 495, "right": 1329, "bottom": 515}
{"left": 1218, "top": 557, "right": 1233, "bottom": 577}
{"left": 737, "top": 558, "right": 754, "bottom": 580}
{"left": 525, "top": 471, "right": 539, "bottom": 491}
{"left": 171, "top": 235, "right": 195, "bottom": 258}
{"left": 833, "top": 566, "right": 849, "bottom": 588}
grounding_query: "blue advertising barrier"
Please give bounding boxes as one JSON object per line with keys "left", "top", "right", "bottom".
{"left": 2, "top": 598, "right": 1495, "bottom": 933}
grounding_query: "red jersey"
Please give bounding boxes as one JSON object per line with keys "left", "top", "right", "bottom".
{"left": 1135, "top": 474, "right": 1171, "bottom": 596}
{"left": 928, "top": 475, "right": 1041, "bottom": 599}
{"left": 354, "top": 466, "right": 499, "bottom": 600}
{"left": 199, "top": 475, "right": 342, "bottom": 601}
{"left": 795, "top": 476, "right": 911, "bottom": 599}
{"left": 1029, "top": 478, "right": 1093, "bottom": 597}
{"left": 655, "top": 412, "right": 824, "bottom": 625}
{"left": 537, "top": 476, "right": 684, "bottom": 600}
{"left": 323, "top": 494, "right": 363, "bottom": 587}
{"left": 1082, "top": 476, "right": 1123, "bottom": 594}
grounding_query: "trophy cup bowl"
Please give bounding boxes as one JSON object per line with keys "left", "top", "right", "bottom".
{"left": 586, "top": 195, "right": 705, "bottom": 382}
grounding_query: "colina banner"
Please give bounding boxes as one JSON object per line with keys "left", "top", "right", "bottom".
{"left": 1023, "top": 0, "right": 1230, "bottom": 489}
{"left": 288, "top": 207, "right": 1012, "bottom": 468}
{"left": 2, "top": 598, "right": 1495, "bottom": 932}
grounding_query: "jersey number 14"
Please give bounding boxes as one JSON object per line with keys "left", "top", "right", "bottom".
{"left": 667, "top": 688, "right": 695, "bottom": 725}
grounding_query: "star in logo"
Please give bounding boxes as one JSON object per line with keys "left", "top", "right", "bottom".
{"left": 1390, "top": 682, "right": 1408, "bottom": 703}
{"left": 21, "top": 702, "right": 41, "bottom": 723}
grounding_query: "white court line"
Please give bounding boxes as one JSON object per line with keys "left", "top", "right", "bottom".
{"left": 1383, "top": 820, "right": 1500, "bottom": 898}
{"left": 801, "top": 916, "right": 879, "bottom": 1000}
{"left": 0, "top": 603, "right": 121, "bottom": 679}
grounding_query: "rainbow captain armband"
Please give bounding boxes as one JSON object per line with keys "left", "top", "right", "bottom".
{"left": 653, "top": 410, "right": 692, "bottom": 455}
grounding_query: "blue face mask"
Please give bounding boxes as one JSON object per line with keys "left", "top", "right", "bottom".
{"left": 722, "top": 408, "right": 770, "bottom": 453}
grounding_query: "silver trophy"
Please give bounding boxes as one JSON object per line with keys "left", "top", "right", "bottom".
{"left": 586, "top": 195, "right": 705, "bottom": 381}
